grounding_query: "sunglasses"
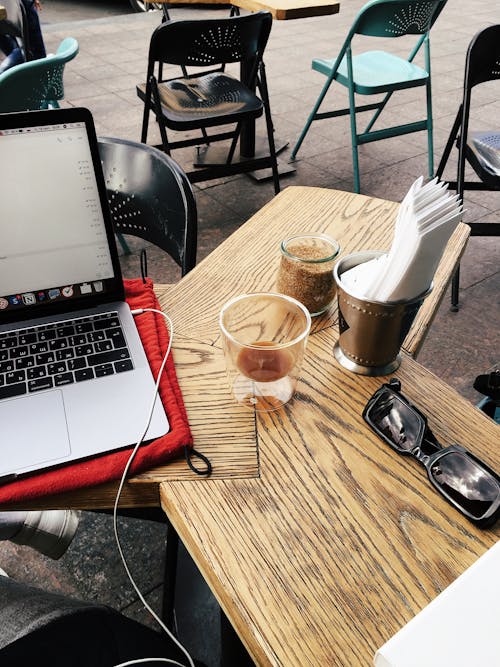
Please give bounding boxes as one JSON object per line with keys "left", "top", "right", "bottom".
{"left": 363, "top": 379, "right": 500, "bottom": 527}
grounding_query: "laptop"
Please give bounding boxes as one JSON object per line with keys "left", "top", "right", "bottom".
{"left": 0, "top": 107, "right": 169, "bottom": 480}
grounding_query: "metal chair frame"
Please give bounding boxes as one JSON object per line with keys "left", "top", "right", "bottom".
{"left": 435, "top": 24, "right": 500, "bottom": 309}
{"left": 291, "top": 0, "right": 447, "bottom": 193}
{"left": 137, "top": 12, "right": 280, "bottom": 193}
{"left": 98, "top": 137, "right": 198, "bottom": 278}
{"left": 0, "top": 36, "right": 78, "bottom": 112}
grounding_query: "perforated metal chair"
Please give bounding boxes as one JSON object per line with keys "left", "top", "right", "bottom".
{"left": 0, "top": 37, "right": 78, "bottom": 111}
{"left": 137, "top": 11, "right": 280, "bottom": 193}
{"left": 98, "top": 137, "right": 198, "bottom": 277}
{"left": 435, "top": 25, "right": 500, "bottom": 310}
{"left": 291, "top": 0, "right": 447, "bottom": 193}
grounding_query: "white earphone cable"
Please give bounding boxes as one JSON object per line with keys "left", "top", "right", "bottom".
{"left": 112, "top": 307, "right": 194, "bottom": 667}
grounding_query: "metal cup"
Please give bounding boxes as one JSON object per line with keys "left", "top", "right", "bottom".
{"left": 333, "top": 251, "right": 433, "bottom": 376}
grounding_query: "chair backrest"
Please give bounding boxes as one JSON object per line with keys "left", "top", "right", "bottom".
{"left": 0, "top": 37, "right": 78, "bottom": 112}
{"left": 148, "top": 11, "right": 272, "bottom": 68}
{"left": 97, "top": 137, "right": 198, "bottom": 277}
{"left": 464, "top": 25, "right": 500, "bottom": 89}
{"left": 352, "top": 0, "right": 447, "bottom": 37}
{"left": 456, "top": 25, "right": 500, "bottom": 193}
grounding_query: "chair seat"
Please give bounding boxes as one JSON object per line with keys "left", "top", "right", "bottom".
{"left": 467, "top": 132, "right": 500, "bottom": 187}
{"left": 313, "top": 50, "right": 428, "bottom": 94}
{"left": 138, "top": 72, "right": 264, "bottom": 130}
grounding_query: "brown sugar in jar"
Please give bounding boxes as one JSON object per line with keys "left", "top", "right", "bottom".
{"left": 276, "top": 234, "right": 340, "bottom": 316}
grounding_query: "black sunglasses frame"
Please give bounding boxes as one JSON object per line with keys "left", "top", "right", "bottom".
{"left": 363, "top": 378, "right": 500, "bottom": 528}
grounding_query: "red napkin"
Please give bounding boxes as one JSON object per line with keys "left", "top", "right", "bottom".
{"left": 0, "top": 278, "right": 193, "bottom": 504}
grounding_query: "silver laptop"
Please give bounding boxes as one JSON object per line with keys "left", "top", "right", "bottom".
{"left": 0, "top": 108, "right": 169, "bottom": 480}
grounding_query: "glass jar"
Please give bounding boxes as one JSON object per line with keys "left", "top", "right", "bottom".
{"left": 276, "top": 234, "right": 340, "bottom": 316}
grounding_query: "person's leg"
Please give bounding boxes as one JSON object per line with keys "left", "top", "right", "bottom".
{"left": 0, "top": 511, "right": 79, "bottom": 559}
{"left": 0, "top": 577, "right": 208, "bottom": 667}
{"left": 0, "top": 47, "right": 25, "bottom": 73}
{"left": 21, "top": 0, "right": 46, "bottom": 59}
{"left": 0, "top": 34, "right": 19, "bottom": 57}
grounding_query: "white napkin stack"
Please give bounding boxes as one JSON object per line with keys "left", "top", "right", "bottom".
{"left": 341, "top": 177, "right": 463, "bottom": 302}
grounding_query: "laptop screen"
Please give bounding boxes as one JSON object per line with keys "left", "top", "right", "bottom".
{"left": 0, "top": 109, "right": 123, "bottom": 323}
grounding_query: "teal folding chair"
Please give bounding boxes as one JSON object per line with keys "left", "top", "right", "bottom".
{"left": 291, "top": 0, "right": 447, "bottom": 193}
{"left": 0, "top": 37, "right": 78, "bottom": 112}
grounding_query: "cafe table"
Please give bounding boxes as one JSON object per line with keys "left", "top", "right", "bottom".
{"left": 152, "top": 0, "right": 340, "bottom": 21}
{"left": 4, "top": 187, "right": 499, "bottom": 666}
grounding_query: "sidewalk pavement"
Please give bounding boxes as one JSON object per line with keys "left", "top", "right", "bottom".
{"left": 1, "top": 3, "right": 499, "bottom": 666}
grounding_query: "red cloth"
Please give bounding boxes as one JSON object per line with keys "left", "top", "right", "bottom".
{"left": 0, "top": 279, "right": 193, "bottom": 503}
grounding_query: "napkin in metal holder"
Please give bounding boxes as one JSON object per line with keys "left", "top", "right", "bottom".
{"left": 333, "top": 251, "right": 433, "bottom": 376}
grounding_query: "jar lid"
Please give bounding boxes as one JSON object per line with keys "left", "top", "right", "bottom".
{"left": 281, "top": 234, "right": 340, "bottom": 263}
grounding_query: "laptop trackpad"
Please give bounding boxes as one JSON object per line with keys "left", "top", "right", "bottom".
{"left": 0, "top": 391, "right": 71, "bottom": 476}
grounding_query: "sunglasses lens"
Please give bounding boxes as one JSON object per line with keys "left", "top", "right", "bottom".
{"left": 369, "top": 392, "right": 422, "bottom": 452}
{"left": 430, "top": 451, "right": 500, "bottom": 519}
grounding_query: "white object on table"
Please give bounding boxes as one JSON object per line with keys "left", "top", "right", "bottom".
{"left": 374, "top": 540, "right": 500, "bottom": 667}
{"left": 341, "top": 177, "right": 463, "bottom": 302}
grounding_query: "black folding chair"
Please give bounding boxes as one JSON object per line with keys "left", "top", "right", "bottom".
{"left": 98, "top": 137, "right": 198, "bottom": 277}
{"left": 137, "top": 11, "right": 280, "bottom": 194}
{"left": 435, "top": 25, "right": 500, "bottom": 310}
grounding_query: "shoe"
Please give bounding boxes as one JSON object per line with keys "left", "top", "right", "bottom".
{"left": 11, "top": 510, "right": 80, "bottom": 560}
{"left": 0, "top": 567, "right": 8, "bottom": 577}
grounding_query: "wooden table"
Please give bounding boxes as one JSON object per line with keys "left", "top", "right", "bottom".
{"left": 155, "top": 187, "right": 498, "bottom": 666}
{"left": 5, "top": 187, "right": 497, "bottom": 666}
{"left": 3, "top": 185, "right": 470, "bottom": 509}
{"left": 153, "top": 0, "right": 339, "bottom": 21}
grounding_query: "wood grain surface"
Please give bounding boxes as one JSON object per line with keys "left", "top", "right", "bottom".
{"left": 230, "top": 0, "right": 340, "bottom": 20}
{"left": 156, "top": 187, "right": 486, "bottom": 666}
{"left": 1, "top": 187, "right": 469, "bottom": 512}
{"left": 1, "top": 185, "right": 491, "bottom": 667}
{"left": 151, "top": 0, "right": 339, "bottom": 19}
{"left": 160, "top": 340, "right": 500, "bottom": 666}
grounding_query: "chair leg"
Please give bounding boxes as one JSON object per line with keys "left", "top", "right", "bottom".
{"left": 161, "top": 519, "right": 180, "bottom": 633}
{"left": 435, "top": 108, "right": 461, "bottom": 180}
{"left": 426, "top": 80, "right": 434, "bottom": 178}
{"left": 347, "top": 86, "right": 361, "bottom": 193}
{"left": 363, "top": 90, "right": 394, "bottom": 134}
{"left": 291, "top": 77, "right": 333, "bottom": 160}
{"left": 220, "top": 608, "right": 254, "bottom": 667}
{"left": 266, "top": 116, "right": 281, "bottom": 195}
{"left": 450, "top": 265, "right": 460, "bottom": 311}
{"left": 141, "top": 80, "right": 153, "bottom": 144}
{"left": 259, "top": 63, "right": 280, "bottom": 194}
{"left": 151, "top": 80, "right": 172, "bottom": 154}
{"left": 226, "top": 122, "right": 242, "bottom": 165}
{"left": 116, "top": 232, "right": 131, "bottom": 255}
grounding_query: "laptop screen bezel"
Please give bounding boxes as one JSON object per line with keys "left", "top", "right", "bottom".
{"left": 0, "top": 107, "right": 125, "bottom": 325}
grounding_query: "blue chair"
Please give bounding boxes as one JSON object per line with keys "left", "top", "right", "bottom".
{"left": 291, "top": 0, "right": 447, "bottom": 193}
{"left": 0, "top": 37, "right": 78, "bottom": 112}
{"left": 0, "top": 0, "right": 29, "bottom": 73}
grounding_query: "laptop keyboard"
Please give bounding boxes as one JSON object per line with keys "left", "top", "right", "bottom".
{"left": 0, "top": 312, "right": 134, "bottom": 401}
